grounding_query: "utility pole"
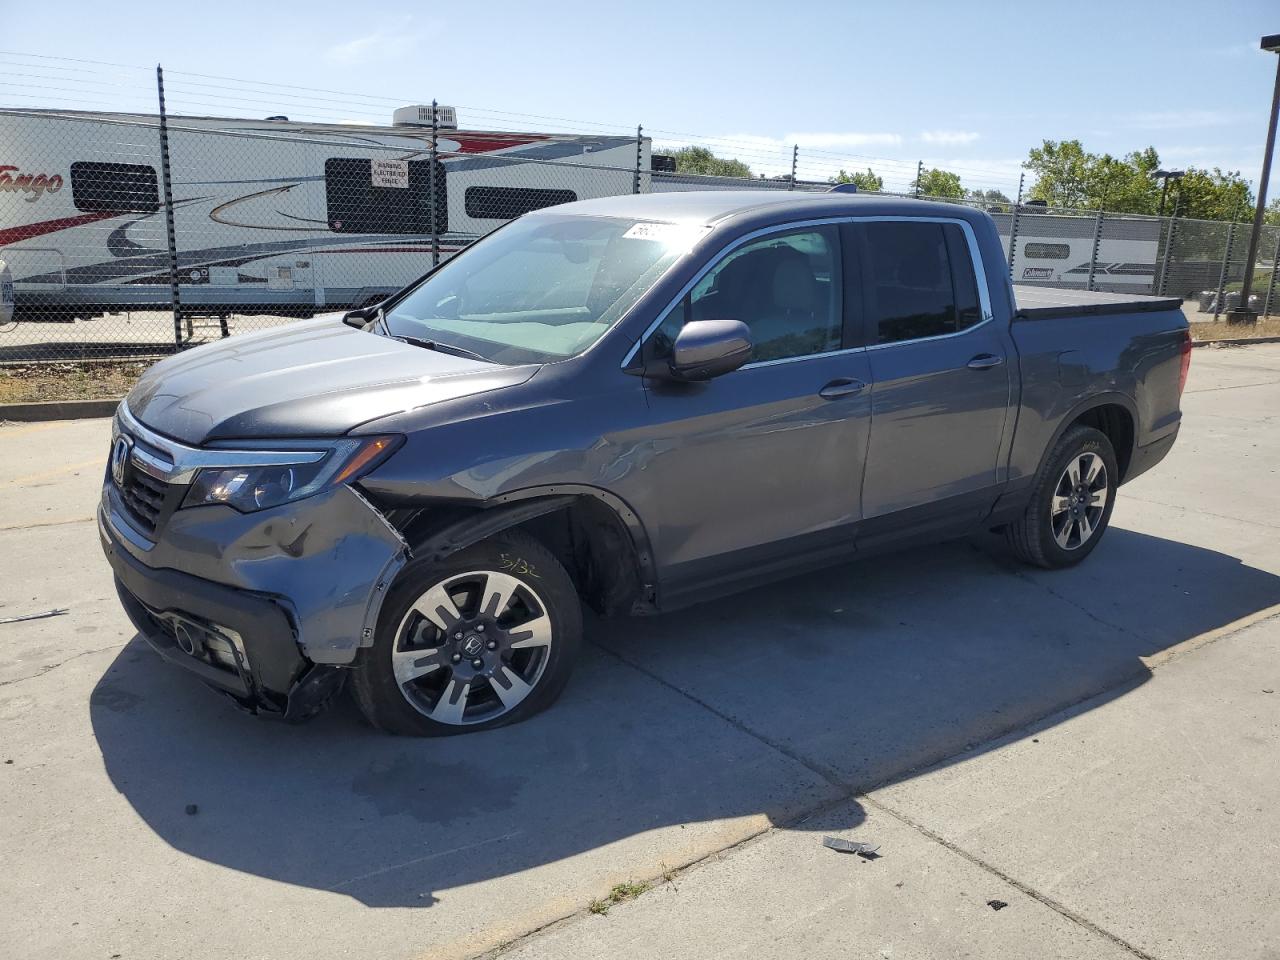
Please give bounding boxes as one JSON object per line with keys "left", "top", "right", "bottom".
{"left": 1230, "top": 34, "right": 1280, "bottom": 325}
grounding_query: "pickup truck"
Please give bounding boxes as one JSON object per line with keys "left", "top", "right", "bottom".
{"left": 98, "top": 191, "right": 1191, "bottom": 736}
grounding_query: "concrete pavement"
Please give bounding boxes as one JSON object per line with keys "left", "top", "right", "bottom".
{"left": 2, "top": 344, "right": 1279, "bottom": 960}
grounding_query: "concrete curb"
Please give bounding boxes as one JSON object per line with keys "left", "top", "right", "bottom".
{"left": 0, "top": 398, "right": 121, "bottom": 422}
{"left": 1192, "top": 335, "right": 1280, "bottom": 348}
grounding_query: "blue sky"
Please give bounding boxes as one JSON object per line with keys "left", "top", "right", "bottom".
{"left": 3, "top": 0, "right": 1279, "bottom": 197}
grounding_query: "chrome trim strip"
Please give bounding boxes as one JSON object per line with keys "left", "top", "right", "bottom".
{"left": 619, "top": 213, "right": 997, "bottom": 368}
{"left": 117, "top": 402, "right": 327, "bottom": 485}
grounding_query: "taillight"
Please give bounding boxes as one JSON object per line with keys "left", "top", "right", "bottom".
{"left": 1178, "top": 333, "right": 1192, "bottom": 396}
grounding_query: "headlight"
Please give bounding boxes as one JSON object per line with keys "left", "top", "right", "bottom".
{"left": 182, "top": 436, "right": 400, "bottom": 512}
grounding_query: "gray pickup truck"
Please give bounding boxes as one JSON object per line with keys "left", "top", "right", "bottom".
{"left": 98, "top": 191, "right": 1191, "bottom": 736}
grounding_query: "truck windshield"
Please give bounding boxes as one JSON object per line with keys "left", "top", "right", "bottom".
{"left": 386, "top": 215, "right": 704, "bottom": 364}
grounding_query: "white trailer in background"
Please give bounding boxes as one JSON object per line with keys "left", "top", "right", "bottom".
{"left": 0, "top": 107, "right": 647, "bottom": 320}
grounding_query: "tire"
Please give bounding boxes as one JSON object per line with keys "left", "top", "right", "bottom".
{"left": 351, "top": 530, "right": 582, "bottom": 736}
{"left": 1006, "top": 425, "right": 1118, "bottom": 569}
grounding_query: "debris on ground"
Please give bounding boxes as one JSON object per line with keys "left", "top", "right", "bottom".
{"left": 0, "top": 608, "right": 69, "bottom": 625}
{"left": 822, "top": 836, "right": 880, "bottom": 857}
{"left": 987, "top": 899, "right": 1009, "bottom": 911}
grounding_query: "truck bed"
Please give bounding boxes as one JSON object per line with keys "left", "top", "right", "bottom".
{"left": 1013, "top": 285, "right": 1183, "bottom": 321}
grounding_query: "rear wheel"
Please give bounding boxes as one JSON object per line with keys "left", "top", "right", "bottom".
{"left": 1006, "top": 425, "right": 1117, "bottom": 569}
{"left": 351, "top": 531, "right": 582, "bottom": 736}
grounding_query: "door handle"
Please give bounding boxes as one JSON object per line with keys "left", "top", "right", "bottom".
{"left": 967, "top": 354, "right": 1004, "bottom": 370}
{"left": 819, "top": 378, "right": 867, "bottom": 399}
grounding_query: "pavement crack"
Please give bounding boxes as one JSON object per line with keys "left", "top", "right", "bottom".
{"left": 0, "top": 516, "right": 95, "bottom": 532}
{"left": 864, "top": 794, "right": 1162, "bottom": 960}
{"left": 0, "top": 642, "right": 126, "bottom": 687}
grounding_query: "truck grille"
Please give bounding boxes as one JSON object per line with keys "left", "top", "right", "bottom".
{"left": 120, "top": 469, "right": 169, "bottom": 534}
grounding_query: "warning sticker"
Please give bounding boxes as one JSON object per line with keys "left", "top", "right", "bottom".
{"left": 371, "top": 159, "right": 410, "bottom": 189}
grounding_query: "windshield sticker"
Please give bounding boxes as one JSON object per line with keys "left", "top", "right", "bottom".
{"left": 622, "top": 222, "right": 709, "bottom": 249}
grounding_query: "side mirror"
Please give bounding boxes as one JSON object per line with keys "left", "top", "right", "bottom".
{"left": 667, "top": 319, "right": 753, "bottom": 381}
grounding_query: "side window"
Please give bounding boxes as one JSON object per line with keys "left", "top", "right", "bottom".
{"left": 863, "top": 221, "right": 982, "bottom": 344}
{"left": 464, "top": 186, "right": 577, "bottom": 220}
{"left": 324, "top": 158, "right": 447, "bottom": 234}
{"left": 652, "top": 227, "right": 842, "bottom": 363}
{"left": 70, "top": 162, "right": 159, "bottom": 214}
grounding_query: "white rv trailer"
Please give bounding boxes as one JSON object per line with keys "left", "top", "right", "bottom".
{"left": 0, "top": 108, "right": 646, "bottom": 320}
{"left": 988, "top": 211, "right": 1162, "bottom": 294}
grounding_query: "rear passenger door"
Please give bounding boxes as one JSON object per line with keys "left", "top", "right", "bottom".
{"left": 852, "top": 219, "right": 1012, "bottom": 530}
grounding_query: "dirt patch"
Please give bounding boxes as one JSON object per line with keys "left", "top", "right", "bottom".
{"left": 0, "top": 362, "right": 149, "bottom": 404}
{"left": 1191, "top": 318, "right": 1280, "bottom": 342}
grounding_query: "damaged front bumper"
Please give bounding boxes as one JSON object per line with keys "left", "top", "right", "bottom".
{"left": 98, "top": 435, "right": 407, "bottom": 717}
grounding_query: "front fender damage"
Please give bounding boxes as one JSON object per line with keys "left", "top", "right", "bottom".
{"left": 158, "top": 485, "right": 408, "bottom": 664}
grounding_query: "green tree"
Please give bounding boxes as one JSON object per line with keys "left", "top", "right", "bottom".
{"left": 1024, "top": 139, "right": 1254, "bottom": 220}
{"left": 667, "top": 146, "right": 752, "bottom": 179}
{"left": 969, "top": 187, "right": 1012, "bottom": 208}
{"left": 829, "top": 167, "right": 884, "bottom": 192}
{"left": 912, "top": 167, "right": 964, "bottom": 199}
{"left": 1172, "top": 167, "right": 1254, "bottom": 222}
{"left": 1265, "top": 196, "right": 1280, "bottom": 227}
{"left": 1025, "top": 140, "right": 1092, "bottom": 207}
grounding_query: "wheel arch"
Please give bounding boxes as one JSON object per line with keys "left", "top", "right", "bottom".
{"left": 390, "top": 485, "right": 658, "bottom": 617}
{"left": 1038, "top": 393, "right": 1138, "bottom": 485}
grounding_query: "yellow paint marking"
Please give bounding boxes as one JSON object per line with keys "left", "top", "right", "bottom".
{"left": 7, "top": 458, "right": 103, "bottom": 486}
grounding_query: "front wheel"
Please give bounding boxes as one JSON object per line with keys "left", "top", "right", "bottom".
{"left": 351, "top": 531, "right": 582, "bottom": 736}
{"left": 1006, "top": 425, "right": 1118, "bottom": 569}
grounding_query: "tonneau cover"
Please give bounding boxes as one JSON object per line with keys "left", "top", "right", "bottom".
{"left": 1013, "top": 285, "right": 1184, "bottom": 320}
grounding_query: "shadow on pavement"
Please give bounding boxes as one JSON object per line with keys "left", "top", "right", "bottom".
{"left": 90, "top": 527, "right": 1280, "bottom": 908}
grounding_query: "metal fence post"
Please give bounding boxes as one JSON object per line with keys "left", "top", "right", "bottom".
{"left": 1214, "top": 221, "right": 1237, "bottom": 321}
{"left": 1086, "top": 210, "right": 1104, "bottom": 291}
{"left": 633, "top": 124, "right": 643, "bottom": 195}
{"left": 430, "top": 100, "right": 440, "bottom": 268}
{"left": 155, "top": 66, "right": 186, "bottom": 348}
{"left": 914, "top": 160, "right": 922, "bottom": 199}
{"left": 1264, "top": 231, "right": 1280, "bottom": 318}
{"left": 790, "top": 144, "right": 798, "bottom": 190}
{"left": 1007, "top": 172, "right": 1025, "bottom": 277}
{"left": 1157, "top": 210, "right": 1178, "bottom": 296}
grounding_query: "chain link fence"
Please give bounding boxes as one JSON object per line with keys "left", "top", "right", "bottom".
{"left": 2, "top": 68, "right": 1277, "bottom": 365}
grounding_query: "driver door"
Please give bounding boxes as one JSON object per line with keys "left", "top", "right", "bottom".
{"left": 634, "top": 224, "right": 873, "bottom": 603}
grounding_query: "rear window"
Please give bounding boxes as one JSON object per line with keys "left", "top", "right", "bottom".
{"left": 861, "top": 221, "right": 983, "bottom": 344}
{"left": 465, "top": 186, "right": 577, "bottom": 220}
{"left": 70, "top": 162, "right": 159, "bottom": 214}
{"left": 324, "top": 157, "right": 446, "bottom": 234}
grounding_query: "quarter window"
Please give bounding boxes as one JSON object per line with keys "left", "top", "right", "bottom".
{"left": 862, "top": 221, "right": 983, "bottom": 344}
{"left": 69, "top": 162, "right": 160, "bottom": 214}
{"left": 655, "top": 227, "right": 842, "bottom": 363}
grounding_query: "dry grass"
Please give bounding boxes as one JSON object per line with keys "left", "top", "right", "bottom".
{"left": 1191, "top": 318, "right": 1280, "bottom": 342}
{"left": 0, "top": 361, "right": 148, "bottom": 404}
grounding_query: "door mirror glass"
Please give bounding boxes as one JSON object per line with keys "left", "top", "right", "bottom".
{"left": 668, "top": 319, "right": 753, "bottom": 381}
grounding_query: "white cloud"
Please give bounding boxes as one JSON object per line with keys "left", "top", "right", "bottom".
{"left": 920, "top": 130, "right": 980, "bottom": 145}
{"left": 325, "top": 19, "right": 419, "bottom": 64}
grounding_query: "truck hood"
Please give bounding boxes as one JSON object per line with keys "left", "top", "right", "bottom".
{"left": 125, "top": 315, "right": 539, "bottom": 445}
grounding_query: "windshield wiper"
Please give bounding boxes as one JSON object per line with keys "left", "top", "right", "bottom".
{"left": 393, "top": 335, "right": 492, "bottom": 364}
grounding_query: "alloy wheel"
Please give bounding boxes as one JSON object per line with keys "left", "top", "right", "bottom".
{"left": 391, "top": 570, "right": 553, "bottom": 725}
{"left": 1050, "top": 451, "right": 1109, "bottom": 550}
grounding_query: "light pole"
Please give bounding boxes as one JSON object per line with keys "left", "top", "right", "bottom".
{"left": 1154, "top": 169, "right": 1184, "bottom": 218}
{"left": 1230, "top": 33, "right": 1280, "bottom": 325}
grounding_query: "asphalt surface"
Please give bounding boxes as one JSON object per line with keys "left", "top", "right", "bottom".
{"left": 2, "top": 343, "right": 1279, "bottom": 960}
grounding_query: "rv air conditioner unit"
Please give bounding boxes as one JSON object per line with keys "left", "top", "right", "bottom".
{"left": 392, "top": 104, "right": 458, "bottom": 129}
